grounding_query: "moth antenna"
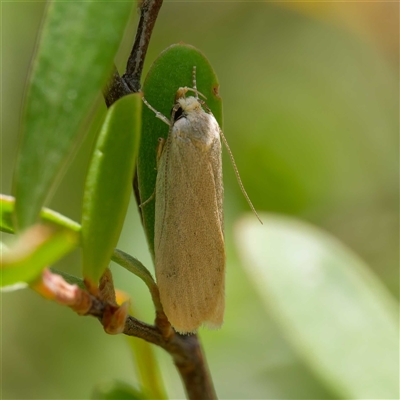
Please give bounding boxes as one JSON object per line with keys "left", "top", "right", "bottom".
{"left": 176, "top": 67, "right": 207, "bottom": 101}
{"left": 200, "top": 103, "right": 262, "bottom": 223}
{"left": 219, "top": 129, "right": 263, "bottom": 224}
{"left": 192, "top": 66, "right": 198, "bottom": 99}
{"left": 142, "top": 97, "right": 171, "bottom": 126}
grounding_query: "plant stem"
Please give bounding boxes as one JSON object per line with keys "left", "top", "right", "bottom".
{"left": 123, "top": 0, "right": 163, "bottom": 92}
{"left": 103, "top": 66, "right": 131, "bottom": 108}
{"left": 125, "top": 315, "right": 217, "bottom": 399}
{"left": 85, "top": 292, "right": 217, "bottom": 399}
{"left": 167, "top": 334, "right": 217, "bottom": 400}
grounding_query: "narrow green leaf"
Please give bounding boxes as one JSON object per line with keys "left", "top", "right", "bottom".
{"left": 1, "top": 194, "right": 80, "bottom": 234}
{"left": 0, "top": 195, "right": 14, "bottom": 234}
{"left": 1, "top": 224, "right": 79, "bottom": 287}
{"left": 1, "top": 195, "right": 157, "bottom": 297}
{"left": 1, "top": 194, "right": 158, "bottom": 298}
{"left": 138, "top": 43, "right": 222, "bottom": 257}
{"left": 81, "top": 94, "right": 141, "bottom": 285}
{"left": 92, "top": 381, "right": 148, "bottom": 400}
{"left": 13, "top": 1, "right": 133, "bottom": 230}
{"left": 236, "top": 214, "right": 399, "bottom": 399}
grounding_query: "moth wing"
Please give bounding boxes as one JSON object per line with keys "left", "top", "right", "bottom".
{"left": 155, "top": 136, "right": 225, "bottom": 333}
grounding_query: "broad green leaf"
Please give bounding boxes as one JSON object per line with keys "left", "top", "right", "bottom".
{"left": 1, "top": 223, "right": 79, "bottom": 287}
{"left": 13, "top": 1, "right": 133, "bottom": 230}
{"left": 0, "top": 194, "right": 80, "bottom": 234}
{"left": 138, "top": 43, "right": 222, "bottom": 257}
{"left": 236, "top": 214, "right": 398, "bottom": 399}
{"left": 92, "top": 381, "right": 148, "bottom": 400}
{"left": 81, "top": 94, "right": 141, "bottom": 285}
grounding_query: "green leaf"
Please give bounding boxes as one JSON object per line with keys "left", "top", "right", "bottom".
{"left": 1, "top": 195, "right": 156, "bottom": 292}
{"left": 0, "top": 195, "right": 14, "bottom": 234}
{"left": 138, "top": 43, "right": 223, "bottom": 257}
{"left": 1, "top": 224, "right": 79, "bottom": 287}
{"left": 92, "top": 381, "right": 148, "bottom": 400}
{"left": 13, "top": 1, "right": 133, "bottom": 230}
{"left": 236, "top": 214, "right": 398, "bottom": 399}
{"left": 81, "top": 94, "right": 141, "bottom": 285}
{"left": 0, "top": 194, "right": 80, "bottom": 235}
{"left": 1, "top": 195, "right": 158, "bottom": 295}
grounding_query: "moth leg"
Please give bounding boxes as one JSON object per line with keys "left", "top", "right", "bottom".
{"left": 139, "top": 190, "right": 155, "bottom": 208}
{"left": 156, "top": 137, "right": 166, "bottom": 169}
{"left": 170, "top": 102, "right": 182, "bottom": 124}
{"left": 139, "top": 137, "right": 166, "bottom": 208}
{"left": 142, "top": 97, "right": 171, "bottom": 126}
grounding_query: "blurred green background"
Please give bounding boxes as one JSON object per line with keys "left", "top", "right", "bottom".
{"left": 2, "top": 1, "right": 398, "bottom": 399}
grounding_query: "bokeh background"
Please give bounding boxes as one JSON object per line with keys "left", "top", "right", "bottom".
{"left": 2, "top": 1, "right": 398, "bottom": 399}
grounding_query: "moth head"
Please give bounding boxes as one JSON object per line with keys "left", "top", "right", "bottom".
{"left": 175, "top": 86, "right": 207, "bottom": 102}
{"left": 172, "top": 86, "right": 207, "bottom": 121}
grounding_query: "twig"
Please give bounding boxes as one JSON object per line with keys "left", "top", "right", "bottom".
{"left": 44, "top": 265, "right": 216, "bottom": 398}
{"left": 103, "top": 0, "right": 164, "bottom": 207}
{"left": 75, "top": 279, "right": 215, "bottom": 398}
{"left": 123, "top": 0, "right": 163, "bottom": 92}
{"left": 166, "top": 334, "right": 217, "bottom": 400}
{"left": 112, "top": 308, "right": 217, "bottom": 399}
{"left": 80, "top": 291, "right": 216, "bottom": 399}
{"left": 103, "top": 66, "right": 131, "bottom": 107}
{"left": 103, "top": 0, "right": 163, "bottom": 107}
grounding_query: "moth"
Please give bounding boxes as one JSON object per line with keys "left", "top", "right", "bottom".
{"left": 143, "top": 67, "right": 259, "bottom": 333}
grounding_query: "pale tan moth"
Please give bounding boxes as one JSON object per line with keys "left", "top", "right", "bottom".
{"left": 142, "top": 67, "right": 260, "bottom": 334}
